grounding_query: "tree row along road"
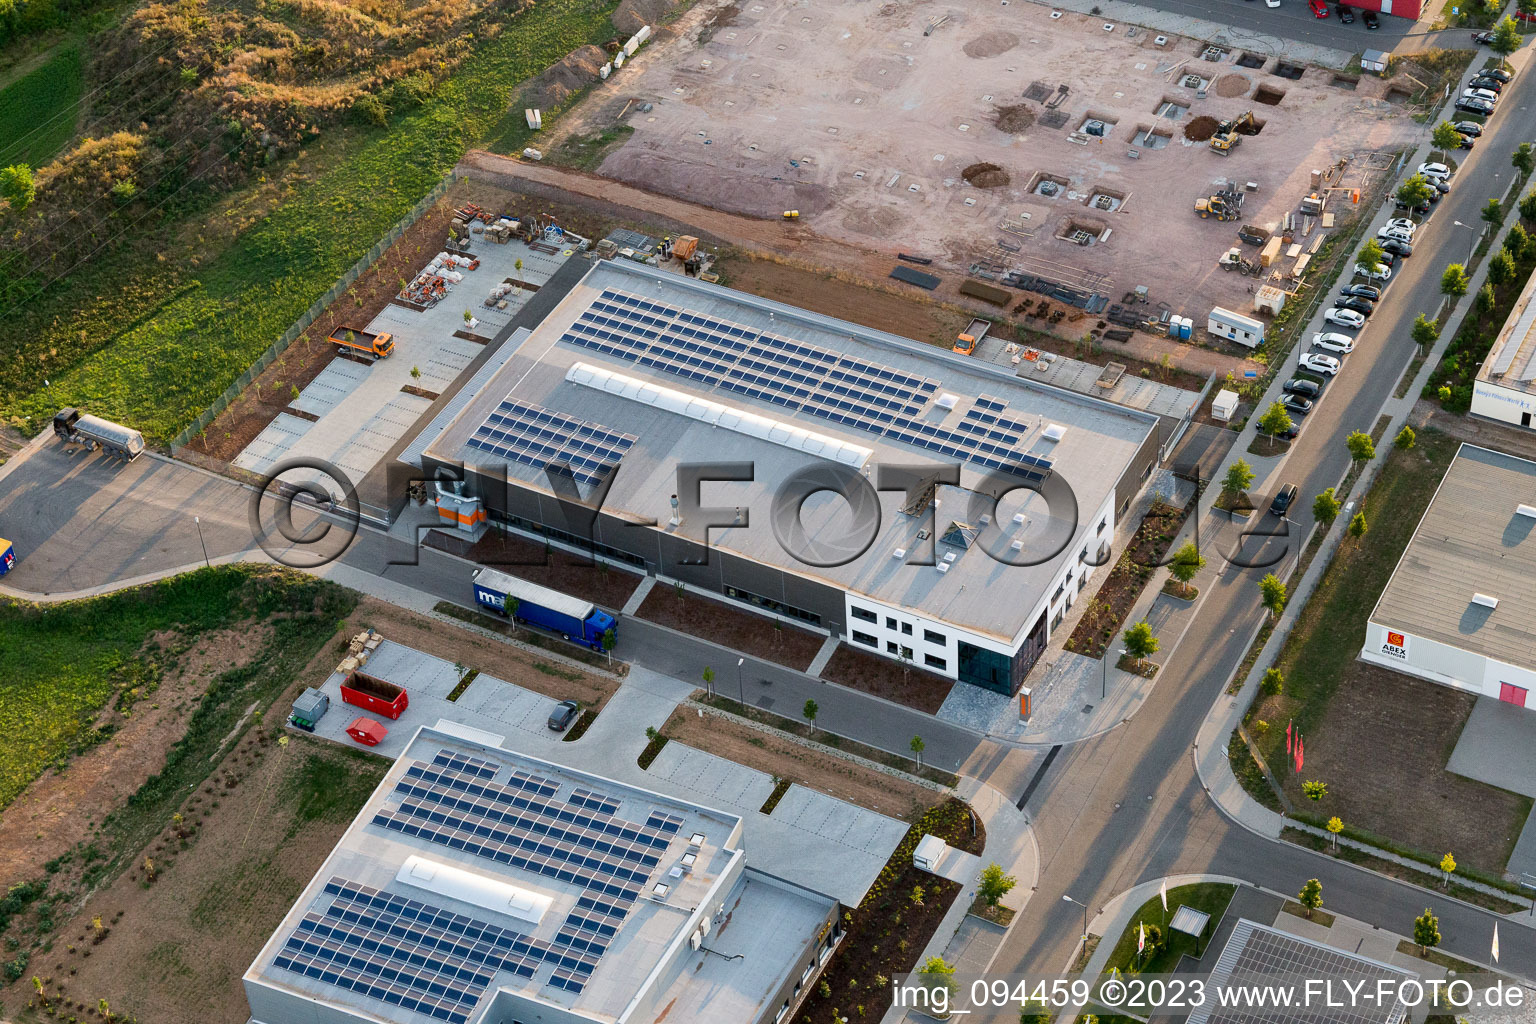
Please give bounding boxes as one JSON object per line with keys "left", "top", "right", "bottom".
{"left": 986, "top": 44, "right": 1536, "bottom": 991}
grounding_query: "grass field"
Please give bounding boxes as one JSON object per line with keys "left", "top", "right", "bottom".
{"left": 1099, "top": 883, "right": 1235, "bottom": 976}
{"left": 0, "top": 0, "right": 619, "bottom": 441}
{"left": 0, "top": 565, "right": 353, "bottom": 811}
{"left": 0, "top": 44, "right": 81, "bottom": 169}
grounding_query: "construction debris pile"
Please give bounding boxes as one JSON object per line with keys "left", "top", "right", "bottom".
{"left": 398, "top": 251, "right": 479, "bottom": 308}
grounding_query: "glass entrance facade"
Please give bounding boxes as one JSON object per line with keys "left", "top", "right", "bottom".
{"left": 957, "top": 642, "right": 1013, "bottom": 694}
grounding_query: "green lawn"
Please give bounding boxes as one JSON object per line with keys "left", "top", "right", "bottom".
{"left": 0, "top": 0, "right": 618, "bottom": 441}
{"left": 0, "top": 44, "right": 82, "bottom": 168}
{"left": 1099, "top": 883, "right": 1236, "bottom": 976}
{"left": 0, "top": 565, "right": 353, "bottom": 811}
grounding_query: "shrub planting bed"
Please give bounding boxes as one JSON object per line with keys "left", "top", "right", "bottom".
{"left": 1065, "top": 500, "right": 1190, "bottom": 658}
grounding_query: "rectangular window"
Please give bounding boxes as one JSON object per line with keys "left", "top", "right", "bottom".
{"left": 852, "top": 630, "right": 877, "bottom": 647}
{"left": 885, "top": 616, "right": 897, "bottom": 630}
{"left": 924, "top": 628, "right": 947, "bottom": 645}
{"left": 851, "top": 606, "right": 877, "bottom": 624}
{"left": 886, "top": 641, "right": 898, "bottom": 654}
{"left": 1098, "top": 519, "right": 1108, "bottom": 535}
{"left": 901, "top": 622, "right": 913, "bottom": 636}
{"left": 957, "top": 641, "right": 1015, "bottom": 695}
{"left": 925, "top": 654, "right": 946, "bottom": 670}
{"left": 900, "top": 646, "right": 913, "bottom": 660}
{"left": 724, "top": 586, "right": 821, "bottom": 626}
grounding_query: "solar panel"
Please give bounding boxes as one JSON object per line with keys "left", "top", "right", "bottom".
{"left": 468, "top": 399, "right": 636, "bottom": 487}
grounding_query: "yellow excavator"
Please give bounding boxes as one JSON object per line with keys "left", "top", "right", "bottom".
{"left": 1209, "top": 111, "right": 1257, "bottom": 155}
{"left": 1195, "top": 194, "right": 1239, "bottom": 220}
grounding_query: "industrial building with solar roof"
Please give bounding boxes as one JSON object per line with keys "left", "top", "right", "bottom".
{"left": 411, "top": 257, "right": 1166, "bottom": 696}
{"left": 1362, "top": 444, "right": 1536, "bottom": 712}
{"left": 243, "top": 724, "right": 841, "bottom": 1024}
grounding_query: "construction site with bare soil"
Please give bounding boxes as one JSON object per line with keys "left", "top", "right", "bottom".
{"left": 530, "top": 0, "right": 1449, "bottom": 365}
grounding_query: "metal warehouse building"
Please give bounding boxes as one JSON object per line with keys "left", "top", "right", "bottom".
{"left": 1362, "top": 444, "right": 1536, "bottom": 711}
{"left": 411, "top": 258, "right": 1163, "bottom": 696}
{"left": 244, "top": 724, "right": 840, "bottom": 1024}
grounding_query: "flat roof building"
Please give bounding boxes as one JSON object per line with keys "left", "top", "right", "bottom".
{"left": 1362, "top": 444, "right": 1536, "bottom": 712}
{"left": 1474, "top": 263, "right": 1536, "bottom": 430}
{"left": 413, "top": 258, "right": 1162, "bottom": 695}
{"left": 244, "top": 724, "right": 839, "bottom": 1024}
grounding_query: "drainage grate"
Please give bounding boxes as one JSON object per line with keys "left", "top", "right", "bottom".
{"left": 1082, "top": 704, "right": 1095, "bottom": 714}
{"left": 1024, "top": 81, "right": 1052, "bottom": 102}
{"left": 1039, "top": 109, "right": 1069, "bottom": 130}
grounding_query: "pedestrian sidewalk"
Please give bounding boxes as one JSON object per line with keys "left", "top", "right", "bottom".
{"left": 881, "top": 777, "right": 1041, "bottom": 1024}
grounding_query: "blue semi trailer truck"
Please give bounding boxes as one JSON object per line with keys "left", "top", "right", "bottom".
{"left": 472, "top": 567, "right": 616, "bottom": 651}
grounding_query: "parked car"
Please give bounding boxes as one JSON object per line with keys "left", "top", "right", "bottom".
{"left": 1275, "top": 423, "right": 1301, "bottom": 441}
{"left": 1473, "top": 29, "right": 1496, "bottom": 44}
{"left": 1299, "top": 352, "right": 1341, "bottom": 375}
{"left": 1309, "top": 0, "right": 1329, "bottom": 14}
{"left": 1280, "top": 393, "right": 1315, "bottom": 417}
{"left": 1469, "top": 76, "right": 1504, "bottom": 93}
{"left": 1431, "top": 178, "right": 1452, "bottom": 195}
{"left": 1454, "top": 121, "right": 1484, "bottom": 137}
{"left": 548, "top": 699, "right": 580, "bottom": 731}
{"left": 1395, "top": 197, "right": 1431, "bottom": 214}
{"left": 1376, "top": 249, "right": 1398, "bottom": 267}
{"left": 1283, "top": 377, "right": 1323, "bottom": 398}
{"left": 1324, "top": 307, "right": 1366, "bottom": 329}
{"left": 1383, "top": 217, "right": 1418, "bottom": 235}
{"left": 1363, "top": 8, "right": 1378, "bottom": 27}
{"left": 1265, "top": 0, "right": 1280, "bottom": 7}
{"left": 1380, "top": 237, "right": 1414, "bottom": 258}
{"left": 1340, "top": 284, "right": 1380, "bottom": 301}
{"left": 1378, "top": 225, "right": 1414, "bottom": 243}
{"left": 1312, "top": 332, "right": 1356, "bottom": 354}
{"left": 1455, "top": 97, "right": 1495, "bottom": 115}
{"left": 1336, "top": 3, "right": 1354, "bottom": 19}
{"left": 1418, "top": 162, "right": 1452, "bottom": 180}
{"left": 1457, "top": 133, "right": 1477, "bottom": 150}
{"left": 1269, "top": 483, "right": 1300, "bottom": 516}
{"left": 1480, "top": 67, "right": 1513, "bottom": 83}
{"left": 1354, "top": 262, "right": 1392, "bottom": 282}
{"left": 1463, "top": 87, "right": 1498, "bottom": 104}
{"left": 1335, "top": 296, "right": 1375, "bottom": 316}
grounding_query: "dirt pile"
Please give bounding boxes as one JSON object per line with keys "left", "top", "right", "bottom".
{"left": 1214, "top": 73, "right": 1250, "bottom": 98}
{"left": 962, "top": 162, "right": 1010, "bottom": 188}
{"left": 994, "top": 104, "right": 1035, "bottom": 133}
{"left": 963, "top": 31, "right": 1019, "bottom": 58}
{"left": 525, "top": 45, "right": 610, "bottom": 111}
{"left": 613, "top": 0, "right": 679, "bottom": 34}
{"left": 1183, "top": 115, "right": 1219, "bottom": 141}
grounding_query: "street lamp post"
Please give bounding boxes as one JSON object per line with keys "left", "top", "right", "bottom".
{"left": 1101, "top": 648, "right": 1127, "bottom": 700}
{"left": 736, "top": 657, "right": 745, "bottom": 706}
{"left": 1454, "top": 220, "right": 1478, "bottom": 265}
{"left": 1063, "top": 894, "right": 1090, "bottom": 955}
{"left": 194, "top": 516, "right": 210, "bottom": 568}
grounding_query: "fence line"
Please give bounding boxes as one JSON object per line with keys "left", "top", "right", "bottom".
{"left": 170, "top": 169, "right": 461, "bottom": 450}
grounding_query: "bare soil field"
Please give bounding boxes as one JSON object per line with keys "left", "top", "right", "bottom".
{"left": 636, "top": 585, "right": 825, "bottom": 671}
{"left": 547, "top": 0, "right": 1424, "bottom": 329}
{"left": 658, "top": 705, "right": 941, "bottom": 822}
{"left": 821, "top": 644, "right": 954, "bottom": 714}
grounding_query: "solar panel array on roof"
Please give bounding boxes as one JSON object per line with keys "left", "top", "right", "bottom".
{"left": 560, "top": 289, "right": 1054, "bottom": 481}
{"left": 466, "top": 399, "right": 637, "bottom": 486}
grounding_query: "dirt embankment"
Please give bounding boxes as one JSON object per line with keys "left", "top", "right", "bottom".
{"left": 1183, "top": 115, "right": 1219, "bottom": 142}
{"left": 613, "top": 0, "right": 680, "bottom": 34}
{"left": 526, "top": 45, "right": 611, "bottom": 111}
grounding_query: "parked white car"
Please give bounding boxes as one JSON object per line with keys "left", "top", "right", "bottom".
{"left": 1354, "top": 262, "right": 1392, "bottom": 282}
{"left": 1383, "top": 217, "right": 1417, "bottom": 235}
{"left": 1324, "top": 307, "right": 1366, "bottom": 329}
{"left": 1312, "top": 333, "right": 1356, "bottom": 355}
{"left": 1462, "top": 87, "right": 1498, "bottom": 104}
{"left": 1378, "top": 225, "right": 1414, "bottom": 243}
{"left": 1299, "top": 352, "right": 1341, "bottom": 375}
{"left": 1418, "top": 162, "right": 1451, "bottom": 181}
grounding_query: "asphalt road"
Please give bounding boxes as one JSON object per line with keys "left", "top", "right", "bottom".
{"left": 1134, "top": 0, "right": 1413, "bottom": 50}
{"left": 985, "top": 38, "right": 1536, "bottom": 1001}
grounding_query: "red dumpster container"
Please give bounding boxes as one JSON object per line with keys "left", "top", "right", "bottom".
{"left": 341, "top": 670, "right": 409, "bottom": 720}
{"left": 346, "top": 717, "right": 389, "bottom": 746}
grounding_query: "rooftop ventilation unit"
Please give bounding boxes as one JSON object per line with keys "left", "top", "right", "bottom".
{"left": 936, "top": 562, "right": 950, "bottom": 574}
{"left": 1472, "top": 593, "right": 1499, "bottom": 609}
{"left": 689, "top": 929, "right": 702, "bottom": 950}
{"left": 1518, "top": 504, "right": 1536, "bottom": 519}
{"left": 1042, "top": 423, "right": 1067, "bottom": 442}
{"left": 892, "top": 547, "right": 907, "bottom": 559}
{"left": 935, "top": 393, "right": 959, "bottom": 410}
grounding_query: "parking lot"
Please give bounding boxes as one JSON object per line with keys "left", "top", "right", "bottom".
{"left": 570, "top": 0, "right": 1423, "bottom": 326}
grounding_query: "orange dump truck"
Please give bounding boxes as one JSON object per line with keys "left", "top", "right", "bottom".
{"left": 329, "top": 326, "right": 394, "bottom": 361}
{"left": 953, "top": 318, "right": 992, "bottom": 356}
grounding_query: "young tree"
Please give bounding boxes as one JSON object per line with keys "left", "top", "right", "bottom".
{"left": 802, "top": 698, "right": 819, "bottom": 732}
{"left": 1506, "top": 222, "right": 1531, "bottom": 260}
{"left": 1348, "top": 511, "right": 1368, "bottom": 540}
{"left": 1357, "top": 238, "right": 1387, "bottom": 271}
{"left": 1396, "top": 173, "right": 1436, "bottom": 208}
{"left": 916, "top": 955, "right": 958, "bottom": 1010}
{"left": 1302, "top": 780, "right": 1328, "bottom": 802}
{"left": 1169, "top": 541, "right": 1206, "bottom": 597}
{"left": 1313, "top": 488, "right": 1341, "bottom": 527}
{"left": 1491, "top": 15, "right": 1522, "bottom": 56}
{"left": 1346, "top": 430, "right": 1375, "bottom": 462}
{"left": 1440, "top": 851, "right": 1457, "bottom": 888}
{"left": 701, "top": 666, "right": 715, "bottom": 696}
{"left": 977, "top": 863, "right": 1018, "bottom": 908}
{"left": 1257, "top": 401, "right": 1294, "bottom": 444}
{"left": 1298, "top": 878, "right": 1324, "bottom": 918}
{"left": 0, "top": 163, "right": 35, "bottom": 212}
{"left": 1442, "top": 263, "right": 1470, "bottom": 297}
{"left": 1522, "top": 189, "right": 1536, "bottom": 225}
{"left": 1413, "top": 908, "right": 1441, "bottom": 953}
{"left": 1326, "top": 816, "right": 1344, "bottom": 851}
{"left": 1477, "top": 282, "right": 1497, "bottom": 315}
{"left": 1431, "top": 122, "right": 1463, "bottom": 153}
{"left": 1395, "top": 425, "right": 1417, "bottom": 450}
{"left": 1411, "top": 312, "right": 1440, "bottom": 348}
{"left": 1489, "top": 248, "right": 1517, "bottom": 287}
{"left": 1259, "top": 573, "right": 1287, "bottom": 619}
{"left": 909, "top": 734, "right": 925, "bottom": 768}
{"left": 1122, "top": 620, "right": 1160, "bottom": 668}
{"left": 1516, "top": 142, "right": 1536, "bottom": 177}
{"left": 1224, "top": 458, "right": 1256, "bottom": 496}
{"left": 1484, "top": 197, "right": 1505, "bottom": 226}
{"left": 1261, "top": 668, "right": 1284, "bottom": 697}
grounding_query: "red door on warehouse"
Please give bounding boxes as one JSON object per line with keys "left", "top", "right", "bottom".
{"left": 1499, "top": 682, "right": 1530, "bottom": 707}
